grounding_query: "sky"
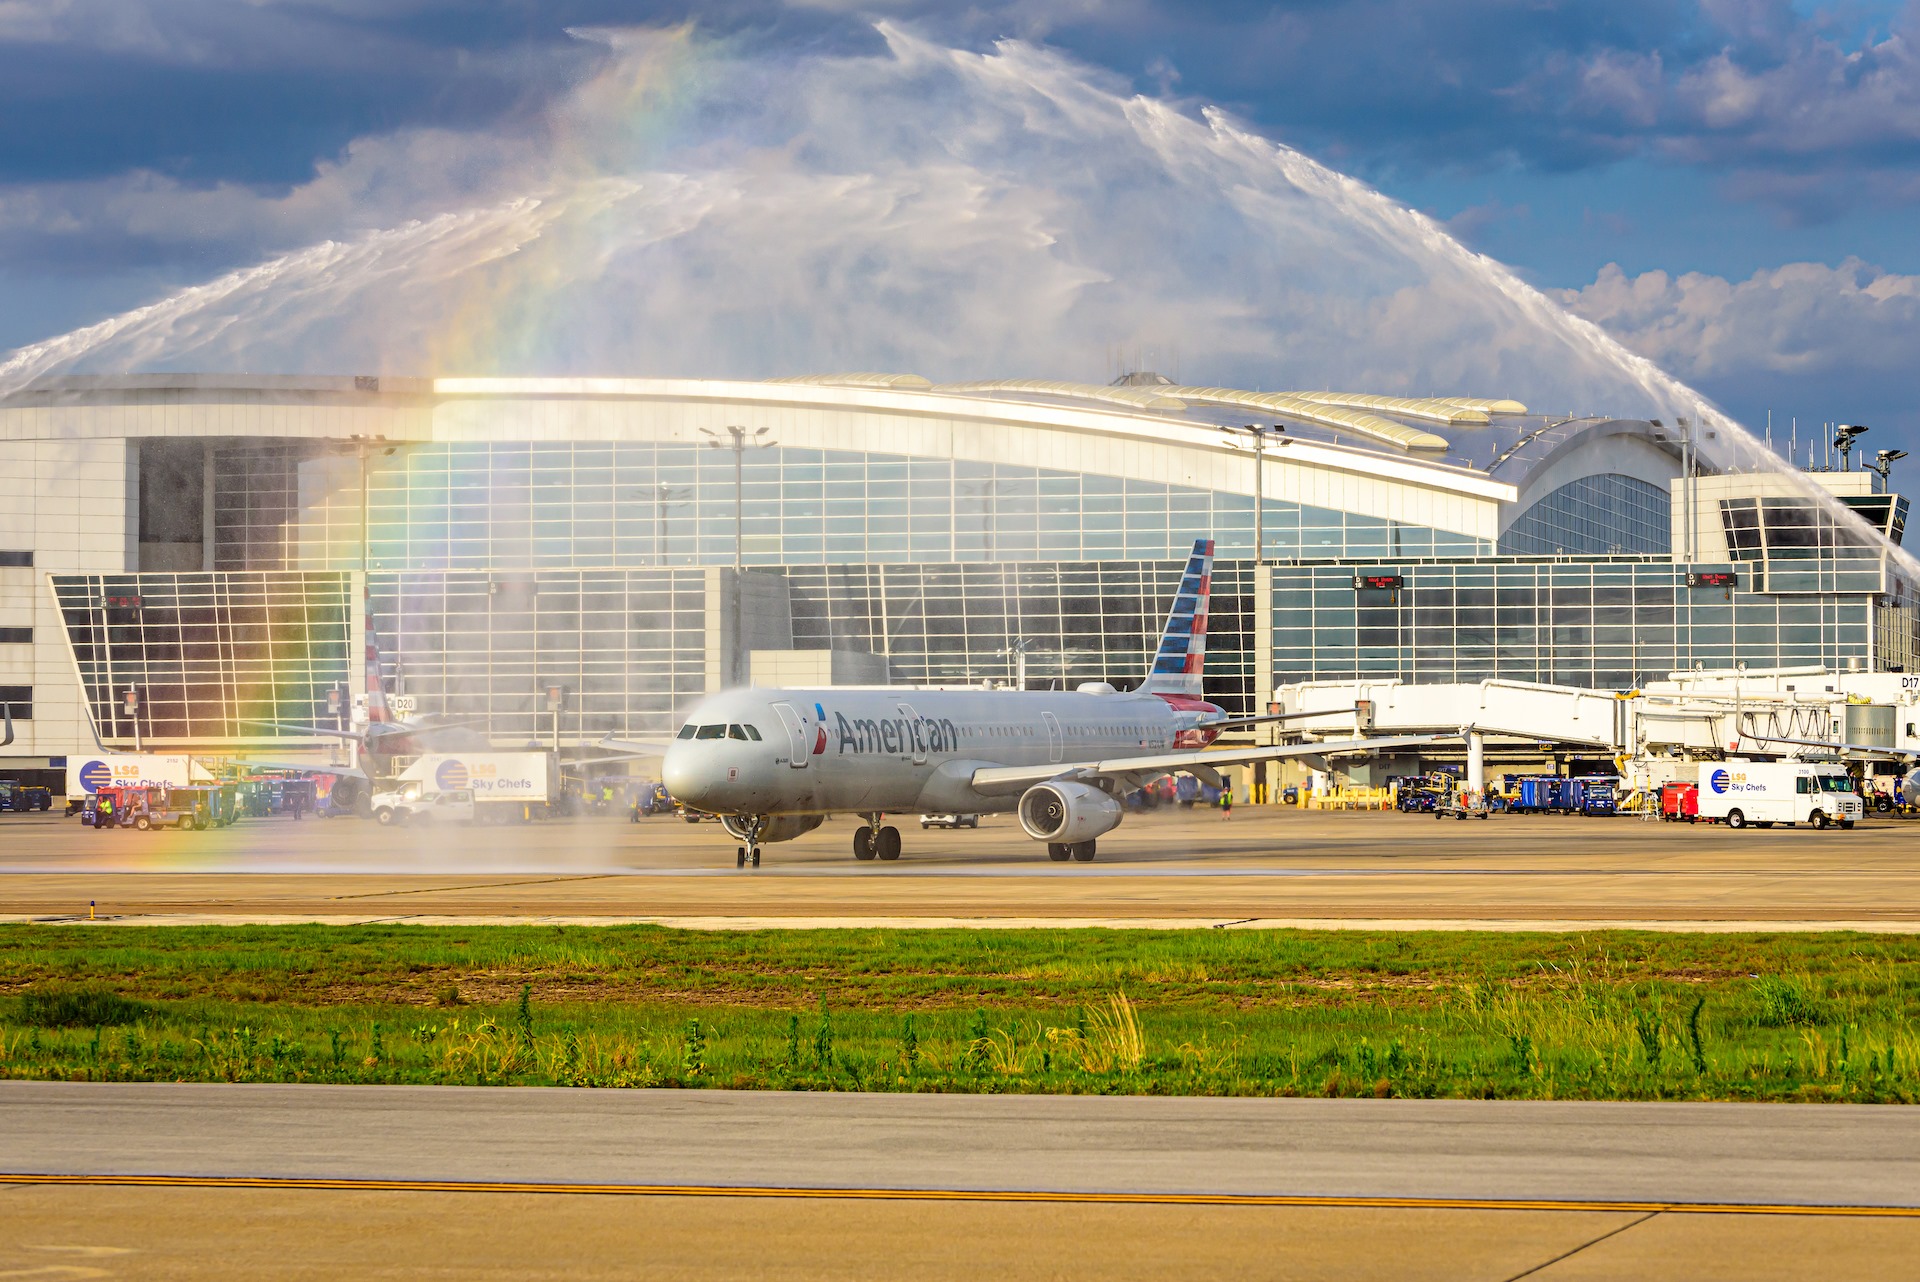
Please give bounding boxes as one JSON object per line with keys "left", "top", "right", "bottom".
{"left": 1, "top": 0, "right": 1916, "bottom": 455}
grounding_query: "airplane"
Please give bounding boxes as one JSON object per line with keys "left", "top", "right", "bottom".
{"left": 235, "top": 598, "right": 488, "bottom": 805}
{"left": 663, "top": 538, "right": 1456, "bottom": 866}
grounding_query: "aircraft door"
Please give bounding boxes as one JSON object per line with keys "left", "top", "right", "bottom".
{"left": 1043, "top": 711, "right": 1062, "bottom": 763}
{"left": 771, "top": 702, "right": 810, "bottom": 769}
{"left": 898, "top": 703, "right": 928, "bottom": 765}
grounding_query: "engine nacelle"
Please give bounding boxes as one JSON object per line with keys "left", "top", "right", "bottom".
{"left": 1017, "top": 780, "right": 1123, "bottom": 844}
{"left": 1902, "top": 770, "right": 1920, "bottom": 807}
{"left": 721, "top": 814, "right": 825, "bottom": 844}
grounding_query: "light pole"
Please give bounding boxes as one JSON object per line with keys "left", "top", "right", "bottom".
{"left": 653, "top": 483, "right": 690, "bottom": 565}
{"left": 700, "top": 425, "right": 776, "bottom": 683}
{"left": 1228, "top": 424, "right": 1284, "bottom": 562}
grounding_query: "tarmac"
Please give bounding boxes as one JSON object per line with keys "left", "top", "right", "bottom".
{"left": 7, "top": 806, "right": 1920, "bottom": 1276}
{"left": 3, "top": 1082, "right": 1917, "bottom": 1280}
{"left": 3, "top": 805, "right": 1920, "bottom": 930}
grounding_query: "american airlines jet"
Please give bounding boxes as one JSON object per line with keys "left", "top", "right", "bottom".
{"left": 664, "top": 539, "right": 1447, "bottom": 866}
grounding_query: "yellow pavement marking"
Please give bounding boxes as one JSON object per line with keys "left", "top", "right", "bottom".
{"left": 1, "top": 1173, "right": 1915, "bottom": 1216}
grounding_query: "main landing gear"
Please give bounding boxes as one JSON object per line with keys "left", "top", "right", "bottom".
{"left": 853, "top": 816, "right": 902, "bottom": 862}
{"left": 1047, "top": 840, "right": 1098, "bottom": 863}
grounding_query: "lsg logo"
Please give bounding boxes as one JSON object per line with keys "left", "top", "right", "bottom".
{"left": 1709, "top": 768, "right": 1732, "bottom": 794}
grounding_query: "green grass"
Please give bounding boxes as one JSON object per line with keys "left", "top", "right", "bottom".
{"left": 0, "top": 925, "right": 1916, "bottom": 1102}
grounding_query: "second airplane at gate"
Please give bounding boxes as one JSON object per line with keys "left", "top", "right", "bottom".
{"left": 661, "top": 539, "right": 1448, "bottom": 865}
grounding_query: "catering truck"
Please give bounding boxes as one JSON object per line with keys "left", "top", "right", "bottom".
{"left": 371, "top": 752, "right": 555, "bottom": 825}
{"left": 1696, "top": 760, "right": 1864, "bottom": 830}
{"left": 64, "top": 754, "right": 215, "bottom": 815}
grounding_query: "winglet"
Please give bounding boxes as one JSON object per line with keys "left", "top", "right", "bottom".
{"left": 1141, "top": 538, "right": 1213, "bottom": 698}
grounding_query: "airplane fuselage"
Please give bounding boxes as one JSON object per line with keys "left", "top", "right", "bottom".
{"left": 662, "top": 685, "right": 1222, "bottom": 819}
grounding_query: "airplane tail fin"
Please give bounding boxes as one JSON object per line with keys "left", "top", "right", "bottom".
{"left": 1141, "top": 538, "right": 1213, "bottom": 698}
{"left": 364, "top": 591, "right": 390, "bottom": 724}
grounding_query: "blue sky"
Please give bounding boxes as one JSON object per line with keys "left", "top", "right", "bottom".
{"left": 2, "top": 1, "right": 1916, "bottom": 449}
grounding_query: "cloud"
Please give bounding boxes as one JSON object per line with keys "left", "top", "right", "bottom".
{"left": 0, "top": 19, "right": 1762, "bottom": 444}
{"left": 1560, "top": 257, "right": 1920, "bottom": 380}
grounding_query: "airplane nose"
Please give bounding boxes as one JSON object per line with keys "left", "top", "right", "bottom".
{"left": 662, "top": 749, "right": 711, "bottom": 808}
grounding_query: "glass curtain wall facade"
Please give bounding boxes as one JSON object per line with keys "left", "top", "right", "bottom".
{"left": 1499, "top": 475, "right": 1672, "bottom": 556}
{"left": 52, "top": 572, "right": 351, "bottom": 746}
{"left": 210, "top": 442, "right": 1487, "bottom": 572}
{"left": 368, "top": 569, "right": 710, "bottom": 742}
{"left": 786, "top": 561, "right": 1257, "bottom": 716}
{"left": 1270, "top": 560, "right": 1873, "bottom": 688}
{"left": 58, "top": 438, "right": 1894, "bottom": 753}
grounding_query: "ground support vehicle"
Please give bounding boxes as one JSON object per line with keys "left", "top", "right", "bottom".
{"left": 390, "top": 753, "right": 556, "bottom": 822}
{"left": 1660, "top": 782, "right": 1699, "bottom": 822}
{"left": 65, "top": 754, "right": 212, "bottom": 815}
{"left": 1512, "top": 776, "right": 1573, "bottom": 814}
{"left": 371, "top": 787, "right": 476, "bottom": 826}
{"left": 919, "top": 814, "right": 980, "bottom": 829}
{"left": 0, "top": 781, "right": 53, "bottom": 812}
{"left": 83, "top": 784, "right": 209, "bottom": 831}
{"left": 1696, "top": 760, "right": 1864, "bottom": 830}
{"left": 1571, "top": 776, "right": 1619, "bottom": 816}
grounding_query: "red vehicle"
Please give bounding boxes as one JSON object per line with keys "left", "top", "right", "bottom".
{"left": 1660, "top": 781, "right": 1699, "bottom": 822}
{"left": 84, "top": 784, "right": 213, "bottom": 831}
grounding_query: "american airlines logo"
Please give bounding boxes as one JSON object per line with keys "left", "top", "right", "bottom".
{"left": 832, "top": 711, "right": 960, "bottom": 755}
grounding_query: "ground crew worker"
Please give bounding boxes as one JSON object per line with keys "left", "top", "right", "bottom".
{"left": 1220, "top": 784, "right": 1233, "bottom": 820}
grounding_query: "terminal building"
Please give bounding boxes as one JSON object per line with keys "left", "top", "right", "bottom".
{"left": 1, "top": 372, "right": 1913, "bottom": 780}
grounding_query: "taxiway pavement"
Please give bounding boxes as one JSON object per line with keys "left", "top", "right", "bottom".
{"left": 4, "top": 1082, "right": 1917, "bottom": 1280}
{"left": 4, "top": 807, "right": 1920, "bottom": 930}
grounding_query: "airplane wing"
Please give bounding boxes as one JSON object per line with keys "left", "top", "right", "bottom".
{"left": 241, "top": 719, "right": 369, "bottom": 743}
{"left": 224, "top": 757, "right": 371, "bottom": 782}
{"left": 967, "top": 733, "right": 1458, "bottom": 796}
{"left": 596, "top": 736, "right": 676, "bottom": 757}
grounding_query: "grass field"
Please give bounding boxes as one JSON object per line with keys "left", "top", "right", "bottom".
{"left": 2, "top": 925, "right": 1917, "bottom": 1102}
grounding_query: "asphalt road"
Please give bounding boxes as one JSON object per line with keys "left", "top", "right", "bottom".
{"left": 4, "top": 1083, "right": 1917, "bottom": 1280}
{"left": 6, "top": 1081, "right": 1918, "bottom": 1207}
{"left": 4, "top": 807, "right": 1920, "bottom": 929}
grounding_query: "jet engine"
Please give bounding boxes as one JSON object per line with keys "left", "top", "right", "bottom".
{"left": 1017, "top": 780, "right": 1123, "bottom": 844}
{"left": 1902, "top": 769, "right": 1920, "bottom": 807}
{"left": 721, "top": 814, "right": 824, "bottom": 844}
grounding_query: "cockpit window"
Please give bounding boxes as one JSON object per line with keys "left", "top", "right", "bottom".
{"left": 694, "top": 724, "right": 727, "bottom": 740}
{"left": 743, "top": 724, "right": 762, "bottom": 741}
{"left": 727, "top": 724, "right": 748, "bottom": 740}
{"left": 676, "top": 724, "right": 697, "bottom": 740}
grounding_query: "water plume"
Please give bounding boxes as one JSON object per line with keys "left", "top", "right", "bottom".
{"left": 0, "top": 20, "right": 1908, "bottom": 577}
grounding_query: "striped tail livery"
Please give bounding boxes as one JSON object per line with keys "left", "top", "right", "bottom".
{"left": 1140, "top": 538, "right": 1213, "bottom": 699}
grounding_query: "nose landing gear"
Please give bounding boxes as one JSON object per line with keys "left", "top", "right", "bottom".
{"left": 730, "top": 816, "right": 766, "bottom": 869}
{"left": 853, "top": 816, "right": 902, "bottom": 862}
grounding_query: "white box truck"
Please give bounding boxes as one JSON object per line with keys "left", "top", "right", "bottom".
{"left": 371, "top": 752, "right": 555, "bottom": 825}
{"left": 64, "top": 754, "right": 214, "bottom": 814}
{"left": 1696, "top": 760, "right": 1864, "bottom": 830}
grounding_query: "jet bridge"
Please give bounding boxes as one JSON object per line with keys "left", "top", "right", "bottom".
{"left": 1274, "top": 668, "right": 1920, "bottom": 791}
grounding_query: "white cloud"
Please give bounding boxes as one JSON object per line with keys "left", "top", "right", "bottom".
{"left": 1559, "top": 257, "right": 1920, "bottom": 380}
{"left": 0, "top": 19, "right": 1787, "bottom": 446}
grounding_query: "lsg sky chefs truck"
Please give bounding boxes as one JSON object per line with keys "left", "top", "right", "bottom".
{"left": 1696, "top": 760, "right": 1864, "bottom": 830}
{"left": 371, "top": 753, "right": 556, "bottom": 825}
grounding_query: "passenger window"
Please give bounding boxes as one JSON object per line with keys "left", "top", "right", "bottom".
{"left": 695, "top": 724, "right": 726, "bottom": 740}
{"left": 676, "top": 724, "right": 697, "bottom": 740}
